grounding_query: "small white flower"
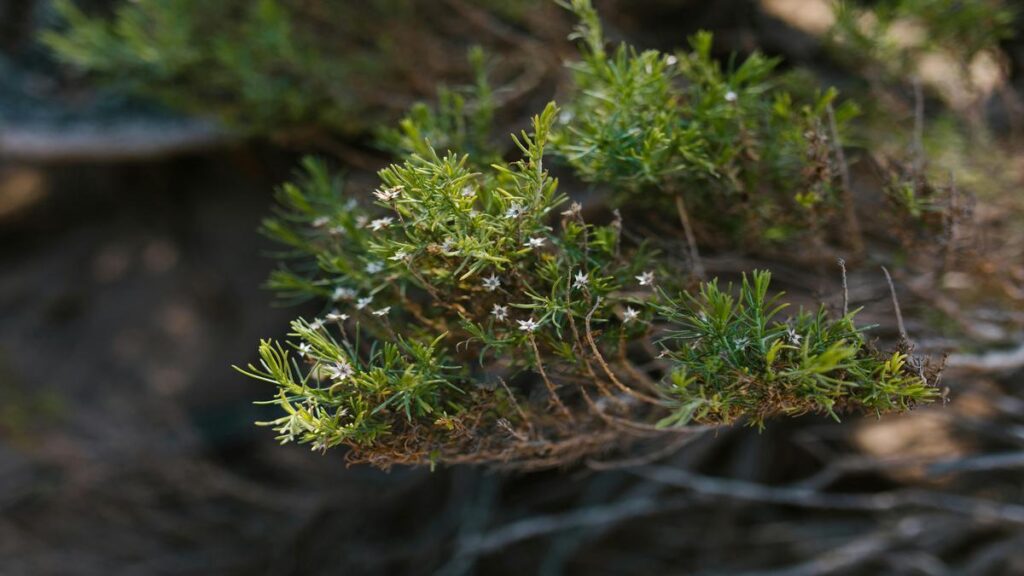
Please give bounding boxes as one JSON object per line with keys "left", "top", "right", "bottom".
{"left": 787, "top": 327, "right": 802, "bottom": 345}
{"left": 724, "top": 90, "right": 738, "bottom": 103}
{"left": 623, "top": 307, "right": 640, "bottom": 324}
{"left": 734, "top": 337, "right": 750, "bottom": 349}
{"left": 558, "top": 110, "right": 574, "bottom": 124}
{"left": 326, "top": 310, "right": 349, "bottom": 322}
{"left": 372, "top": 306, "right": 391, "bottom": 317}
{"left": 332, "top": 287, "right": 356, "bottom": 301}
{"left": 326, "top": 360, "right": 354, "bottom": 381}
{"left": 369, "top": 217, "right": 394, "bottom": 231}
{"left": 460, "top": 186, "right": 475, "bottom": 198}
{"left": 328, "top": 226, "right": 345, "bottom": 236}
{"left": 505, "top": 203, "right": 524, "bottom": 219}
{"left": 468, "top": 209, "right": 480, "bottom": 218}
{"left": 297, "top": 342, "right": 313, "bottom": 357}
{"left": 312, "top": 216, "right": 330, "bottom": 228}
{"left": 309, "top": 318, "right": 325, "bottom": 330}
{"left": 573, "top": 271, "right": 589, "bottom": 290}
{"left": 365, "top": 261, "right": 384, "bottom": 274}
{"left": 665, "top": 54, "right": 678, "bottom": 66}
{"left": 636, "top": 271, "right": 655, "bottom": 286}
{"left": 517, "top": 318, "right": 540, "bottom": 333}
{"left": 482, "top": 273, "right": 501, "bottom": 292}
{"left": 355, "top": 215, "right": 369, "bottom": 228}
{"left": 374, "top": 186, "right": 402, "bottom": 202}
{"left": 356, "top": 296, "right": 373, "bottom": 310}
{"left": 524, "top": 237, "right": 546, "bottom": 249}
{"left": 491, "top": 304, "right": 508, "bottom": 321}
{"left": 389, "top": 250, "right": 410, "bottom": 262}
{"left": 441, "top": 237, "right": 456, "bottom": 253}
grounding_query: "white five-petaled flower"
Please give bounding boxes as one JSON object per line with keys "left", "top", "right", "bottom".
{"left": 309, "top": 318, "right": 325, "bottom": 330}
{"left": 482, "top": 273, "right": 501, "bottom": 292}
{"left": 372, "top": 306, "right": 391, "bottom": 317}
{"left": 311, "top": 216, "right": 330, "bottom": 228}
{"left": 390, "top": 250, "right": 410, "bottom": 262}
{"left": 365, "top": 261, "right": 384, "bottom": 274}
{"left": 505, "top": 203, "right": 524, "bottom": 219}
{"left": 724, "top": 90, "right": 738, "bottom": 102}
{"left": 623, "top": 307, "right": 640, "bottom": 324}
{"left": 374, "top": 186, "right": 402, "bottom": 202}
{"left": 517, "top": 318, "right": 540, "bottom": 333}
{"left": 355, "top": 296, "right": 373, "bottom": 310}
{"left": 326, "top": 360, "right": 354, "bottom": 381}
{"left": 491, "top": 304, "right": 508, "bottom": 321}
{"left": 369, "top": 217, "right": 394, "bottom": 231}
{"left": 636, "top": 271, "right": 655, "bottom": 286}
{"left": 665, "top": 54, "right": 678, "bottom": 66}
{"left": 297, "top": 342, "right": 313, "bottom": 357}
{"left": 573, "top": 271, "right": 589, "bottom": 290}
{"left": 326, "top": 310, "right": 349, "bottom": 322}
{"left": 332, "top": 286, "right": 356, "bottom": 301}
{"left": 524, "top": 237, "right": 546, "bottom": 249}
{"left": 787, "top": 327, "right": 802, "bottom": 345}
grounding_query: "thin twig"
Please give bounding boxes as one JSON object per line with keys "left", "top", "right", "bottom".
{"left": 881, "top": 266, "right": 908, "bottom": 342}
{"left": 452, "top": 495, "right": 692, "bottom": 558}
{"left": 633, "top": 465, "right": 1024, "bottom": 525}
{"left": 529, "top": 336, "right": 574, "bottom": 422}
{"left": 497, "top": 377, "right": 535, "bottom": 438}
{"left": 912, "top": 78, "right": 925, "bottom": 178}
{"left": 826, "top": 102, "right": 864, "bottom": 256}
{"left": 837, "top": 258, "right": 849, "bottom": 318}
{"left": 734, "top": 524, "right": 919, "bottom": 576}
{"left": 927, "top": 451, "right": 1024, "bottom": 477}
{"left": 586, "top": 431, "right": 708, "bottom": 471}
{"left": 947, "top": 341, "right": 1024, "bottom": 372}
{"left": 584, "top": 300, "right": 663, "bottom": 405}
{"left": 674, "top": 194, "right": 706, "bottom": 280}
{"left": 942, "top": 171, "right": 959, "bottom": 273}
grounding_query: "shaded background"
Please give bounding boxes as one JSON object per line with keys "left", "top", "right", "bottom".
{"left": 3, "top": 1, "right": 1024, "bottom": 574}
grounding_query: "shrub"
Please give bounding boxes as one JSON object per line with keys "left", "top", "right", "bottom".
{"left": 237, "top": 102, "right": 938, "bottom": 469}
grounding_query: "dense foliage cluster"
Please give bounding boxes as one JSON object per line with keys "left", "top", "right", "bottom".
{"left": 552, "top": 0, "right": 860, "bottom": 247}
{"left": 48, "top": 0, "right": 942, "bottom": 468}
{"left": 237, "top": 65, "right": 937, "bottom": 469}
